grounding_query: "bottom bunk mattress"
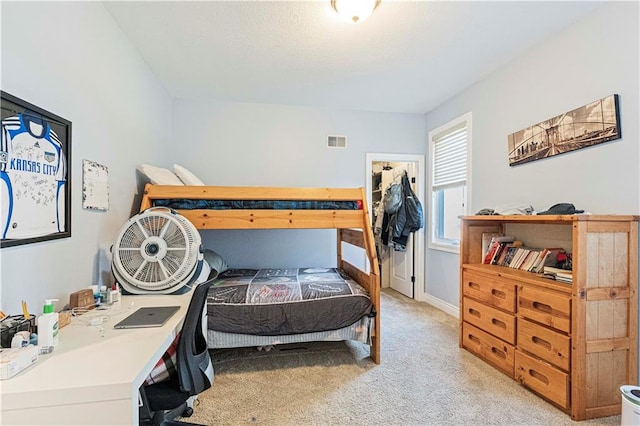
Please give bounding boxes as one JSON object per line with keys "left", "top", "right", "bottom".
{"left": 208, "top": 316, "right": 372, "bottom": 349}
{"left": 206, "top": 267, "right": 374, "bottom": 338}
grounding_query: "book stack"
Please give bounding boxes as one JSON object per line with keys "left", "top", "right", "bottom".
{"left": 509, "top": 247, "right": 564, "bottom": 273}
{"left": 482, "top": 235, "right": 517, "bottom": 265}
{"left": 543, "top": 266, "right": 573, "bottom": 283}
{"left": 481, "top": 234, "right": 565, "bottom": 273}
{"left": 481, "top": 233, "right": 503, "bottom": 261}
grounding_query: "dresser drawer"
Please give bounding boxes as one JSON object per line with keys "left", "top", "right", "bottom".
{"left": 515, "top": 350, "right": 569, "bottom": 410}
{"left": 462, "top": 271, "right": 516, "bottom": 313}
{"left": 463, "top": 322, "right": 514, "bottom": 377}
{"left": 463, "top": 297, "right": 516, "bottom": 344}
{"left": 518, "top": 286, "right": 571, "bottom": 333}
{"left": 518, "top": 319, "right": 570, "bottom": 371}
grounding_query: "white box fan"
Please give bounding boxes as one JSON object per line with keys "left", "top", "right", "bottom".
{"left": 112, "top": 207, "right": 208, "bottom": 295}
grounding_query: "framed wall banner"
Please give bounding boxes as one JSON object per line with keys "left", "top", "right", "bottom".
{"left": 508, "top": 94, "right": 621, "bottom": 166}
{"left": 1, "top": 91, "right": 72, "bottom": 248}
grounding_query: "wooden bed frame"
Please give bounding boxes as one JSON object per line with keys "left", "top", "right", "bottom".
{"left": 140, "top": 184, "right": 381, "bottom": 364}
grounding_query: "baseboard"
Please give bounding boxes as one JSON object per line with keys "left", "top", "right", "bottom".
{"left": 423, "top": 294, "right": 459, "bottom": 319}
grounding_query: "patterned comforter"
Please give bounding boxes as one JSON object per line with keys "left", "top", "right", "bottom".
{"left": 207, "top": 268, "right": 374, "bottom": 335}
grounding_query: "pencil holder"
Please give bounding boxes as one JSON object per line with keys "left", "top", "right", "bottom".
{"left": 0, "top": 315, "right": 37, "bottom": 348}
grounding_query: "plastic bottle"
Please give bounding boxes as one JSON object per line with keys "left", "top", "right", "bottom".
{"left": 90, "top": 285, "right": 100, "bottom": 307}
{"left": 99, "top": 286, "right": 107, "bottom": 304}
{"left": 38, "top": 299, "right": 59, "bottom": 347}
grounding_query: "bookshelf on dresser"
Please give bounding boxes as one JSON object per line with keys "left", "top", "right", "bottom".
{"left": 459, "top": 214, "right": 639, "bottom": 420}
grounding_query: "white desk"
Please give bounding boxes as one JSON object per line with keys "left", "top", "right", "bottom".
{"left": 0, "top": 292, "right": 192, "bottom": 425}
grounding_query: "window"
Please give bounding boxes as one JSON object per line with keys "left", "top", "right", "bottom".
{"left": 428, "top": 112, "right": 471, "bottom": 253}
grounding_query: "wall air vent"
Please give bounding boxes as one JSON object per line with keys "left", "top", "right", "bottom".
{"left": 327, "top": 135, "right": 347, "bottom": 149}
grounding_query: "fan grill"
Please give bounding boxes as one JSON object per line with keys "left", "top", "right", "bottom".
{"left": 112, "top": 209, "right": 202, "bottom": 293}
{"left": 141, "top": 215, "right": 168, "bottom": 237}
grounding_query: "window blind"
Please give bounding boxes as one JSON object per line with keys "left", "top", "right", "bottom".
{"left": 432, "top": 121, "right": 467, "bottom": 192}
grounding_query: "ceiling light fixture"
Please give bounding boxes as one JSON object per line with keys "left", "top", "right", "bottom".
{"left": 331, "top": 0, "right": 381, "bottom": 24}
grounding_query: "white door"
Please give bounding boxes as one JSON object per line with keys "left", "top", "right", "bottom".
{"left": 390, "top": 234, "right": 414, "bottom": 297}
{"left": 390, "top": 163, "right": 417, "bottom": 298}
{"left": 366, "top": 153, "right": 425, "bottom": 301}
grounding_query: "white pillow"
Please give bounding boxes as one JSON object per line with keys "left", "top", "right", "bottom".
{"left": 173, "top": 164, "right": 205, "bottom": 186}
{"left": 137, "top": 164, "right": 184, "bottom": 185}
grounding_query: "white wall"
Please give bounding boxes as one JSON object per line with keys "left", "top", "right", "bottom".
{"left": 0, "top": 2, "right": 172, "bottom": 313}
{"left": 424, "top": 2, "right": 639, "bottom": 307}
{"left": 172, "top": 100, "right": 425, "bottom": 268}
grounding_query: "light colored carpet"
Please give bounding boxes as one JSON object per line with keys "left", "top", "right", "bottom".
{"left": 188, "top": 288, "right": 621, "bottom": 425}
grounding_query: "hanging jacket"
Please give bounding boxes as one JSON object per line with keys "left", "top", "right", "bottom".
{"left": 391, "top": 172, "right": 424, "bottom": 249}
{"left": 402, "top": 172, "right": 424, "bottom": 233}
{"left": 382, "top": 179, "right": 402, "bottom": 214}
{"left": 380, "top": 174, "right": 402, "bottom": 247}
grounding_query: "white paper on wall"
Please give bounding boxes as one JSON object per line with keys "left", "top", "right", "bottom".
{"left": 82, "top": 159, "right": 109, "bottom": 211}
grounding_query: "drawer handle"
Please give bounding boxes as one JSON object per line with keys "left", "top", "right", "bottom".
{"left": 490, "top": 347, "right": 506, "bottom": 359}
{"left": 532, "top": 301, "right": 553, "bottom": 313}
{"left": 491, "top": 318, "right": 507, "bottom": 329}
{"left": 467, "top": 281, "right": 481, "bottom": 290}
{"left": 468, "top": 308, "right": 481, "bottom": 318}
{"left": 531, "top": 336, "right": 552, "bottom": 350}
{"left": 491, "top": 289, "right": 506, "bottom": 299}
{"left": 528, "top": 369, "right": 550, "bottom": 385}
{"left": 467, "top": 333, "right": 481, "bottom": 344}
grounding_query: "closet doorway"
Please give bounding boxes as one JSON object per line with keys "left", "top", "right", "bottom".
{"left": 365, "top": 153, "right": 425, "bottom": 300}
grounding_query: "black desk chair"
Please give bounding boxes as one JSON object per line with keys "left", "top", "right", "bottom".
{"left": 139, "top": 279, "right": 215, "bottom": 425}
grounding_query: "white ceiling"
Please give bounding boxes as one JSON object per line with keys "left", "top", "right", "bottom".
{"left": 104, "top": 1, "right": 603, "bottom": 114}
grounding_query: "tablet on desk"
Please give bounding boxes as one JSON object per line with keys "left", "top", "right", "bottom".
{"left": 113, "top": 306, "right": 180, "bottom": 329}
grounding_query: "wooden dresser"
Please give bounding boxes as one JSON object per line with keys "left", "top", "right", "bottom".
{"left": 459, "top": 215, "right": 638, "bottom": 420}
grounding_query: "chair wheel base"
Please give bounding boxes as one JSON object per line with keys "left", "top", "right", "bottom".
{"left": 182, "top": 407, "right": 194, "bottom": 418}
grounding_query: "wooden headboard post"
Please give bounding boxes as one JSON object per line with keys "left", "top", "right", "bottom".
{"left": 358, "top": 186, "right": 380, "bottom": 364}
{"left": 140, "top": 183, "right": 154, "bottom": 211}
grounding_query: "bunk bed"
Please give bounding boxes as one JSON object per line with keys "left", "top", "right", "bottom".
{"left": 139, "top": 184, "right": 381, "bottom": 364}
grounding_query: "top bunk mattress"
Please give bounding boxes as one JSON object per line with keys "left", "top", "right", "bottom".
{"left": 206, "top": 268, "right": 374, "bottom": 336}
{"left": 154, "top": 199, "right": 362, "bottom": 210}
